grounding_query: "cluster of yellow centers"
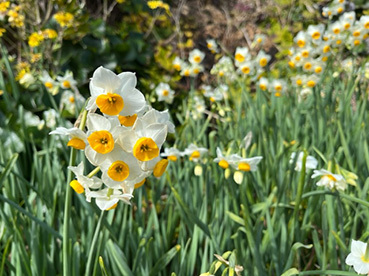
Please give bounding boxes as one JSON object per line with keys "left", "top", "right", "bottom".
{"left": 96, "top": 93, "right": 124, "bottom": 116}
{"left": 133, "top": 137, "right": 159, "bottom": 161}
{"left": 54, "top": 11, "right": 74, "bottom": 28}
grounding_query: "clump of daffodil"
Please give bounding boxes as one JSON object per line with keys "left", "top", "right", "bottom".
{"left": 50, "top": 66, "right": 174, "bottom": 210}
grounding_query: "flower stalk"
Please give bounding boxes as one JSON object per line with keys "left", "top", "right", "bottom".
{"left": 63, "top": 109, "right": 88, "bottom": 276}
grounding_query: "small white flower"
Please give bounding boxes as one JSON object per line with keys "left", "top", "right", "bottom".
{"left": 346, "top": 239, "right": 369, "bottom": 274}
{"left": 155, "top": 83, "right": 175, "bottom": 104}
{"left": 290, "top": 152, "right": 318, "bottom": 171}
{"left": 206, "top": 39, "right": 219, "bottom": 53}
{"left": 183, "top": 144, "right": 208, "bottom": 162}
{"left": 188, "top": 49, "right": 205, "bottom": 65}
{"left": 57, "top": 71, "right": 77, "bottom": 90}
{"left": 311, "top": 169, "right": 347, "bottom": 191}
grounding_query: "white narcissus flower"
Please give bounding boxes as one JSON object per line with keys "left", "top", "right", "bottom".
{"left": 173, "top": 56, "right": 185, "bottom": 71}
{"left": 99, "top": 147, "right": 147, "bottom": 189}
{"left": 213, "top": 148, "right": 240, "bottom": 170}
{"left": 49, "top": 126, "right": 87, "bottom": 150}
{"left": 40, "top": 71, "right": 58, "bottom": 95}
{"left": 256, "top": 50, "right": 271, "bottom": 68}
{"left": 311, "top": 169, "right": 347, "bottom": 191}
{"left": 138, "top": 108, "right": 175, "bottom": 133}
{"left": 294, "top": 31, "right": 309, "bottom": 48}
{"left": 206, "top": 39, "right": 219, "bottom": 53}
{"left": 258, "top": 77, "right": 269, "bottom": 91}
{"left": 160, "top": 147, "right": 182, "bottom": 161}
{"left": 68, "top": 162, "right": 103, "bottom": 195}
{"left": 290, "top": 152, "right": 318, "bottom": 172}
{"left": 188, "top": 49, "right": 205, "bottom": 65}
{"left": 86, "top": 188, "right": 133, "bottom": 210}
{"left": 238, "top": 61, "right": 254, "bottom": 76}
{"left": 234, "top": 47, "right": 249, "bottom": 66}
{"left": 307, "top": 24, "right": 325, "bottom": 43}
{"left": 84, "top": 113, "right": 124, "bottom": 166}
{"left": 117, "top": 119, "right": 167, "bottom": 162}
{"left": 155, "top": 83, "right": 175, "bottom": 104}
{"left": 271, "top": 79, "right": 286, "bottom": 96}
{"left": 183, "top": 143, "right": 208, "bottom": 162}
{"left": 87, "top": 66, "right": 145, "bottom": 116}
{"left": 230, "top": 155, "right": 263, "bottom": 172}
{"left": 57, "top": 71, "right": 77, "bottom": 90}
{"left": 346, "top": 239, "right": 369, "bottom": 275}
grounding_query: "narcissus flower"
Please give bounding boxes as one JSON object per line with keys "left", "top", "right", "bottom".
{"left": 213, "top": 148, "right": 239, "bottom": 169}
{"left": 183, "top": 144, "right": 208, "bottom": 162}
{"left": 155, "top": 82, "right": 175, "bottom": 104}
{"left": 161, "top": 147, "right": 182, "bottom": 161}
{"left": 85, "top": 113, "right": 124, "bottom": 166}
{"left": 68, "top": 162, "right": 103, "bottom": 194}
{"left": 230, "top": 155, "right": 263, "bottom": 172}
{"left": 118, "top": 119, "right": 167, "bottom": 162}
{"left": 49, "top": 127, "right": 87, "bottom": 150}
{"left": 100, "top": 147, "right": 146, "bottom": 188}
{"left": 256, "top": 50, "right": 271, "bottom": 68}
{"left": 206, "top": 39, "right": 219, "bottom": 53}
{"left": 290, "top": 152, "right": 318, "bottom": 171}
{"left": 173, "top": 56, "right": 185, "bottom": 71}
{"left": 87, "top": 66, "right": 145, "bottom": 116}
{"left": 40, "top": 71, "right": 58, "bottom": 95}
{"left": 57, "top": 71, "right": 77, "bottom": 90}
{"left": 189, "top": 49, "right": 205, "bottom": 65}
{"left": 86, "top": 188, "right": 133, "bottom": 210}
{"left": 234, "top": 47, "right": 249, "bottom": 65}
{"left": 346, "top": 239, "right": 369, "bottom": 274}
{"left": 311, "top": 169, "right": 347, "bottom": 191}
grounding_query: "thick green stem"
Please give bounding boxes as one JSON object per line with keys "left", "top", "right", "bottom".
{"left": 63, "top": 109, "right": 88, "bottom": 276}
{"left": 85, "top": 211, "right": 106, "bottom": 276}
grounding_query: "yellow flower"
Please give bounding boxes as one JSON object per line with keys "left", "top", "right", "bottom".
{"left": 42, "top": 28, "right": 57, "bottom": 39}
{"left": 0, "top": 28, "right": 5, "bottom": 37}
{"left": 7, "top": 7, "right": 24, "bottom": 28}
{"left": 116, "top": 0, "right": 125, "bottom": 3}
{"left": 147, "top": 1, "right": 171, "bottom": 15}
{"left": 54, "top": 12, "right": 74, "bottom": 28}
{"left": 28, "top": 32, "right": 44, "bottom": 48}
{"left": 30, "top": 53, "right": 42, "bottom": 63}
{"left": 0, "top": 1, "right": 10, "bottom": 13}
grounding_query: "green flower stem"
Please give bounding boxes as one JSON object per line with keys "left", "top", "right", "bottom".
{"left": 63, "top": 109, "right": 88, "bottom": 276}
{"left": 85, "top": 210, "right": 106, "bottom": 276}
{"left": 87, "top": 166, "right": 101, "bottom": 178}
{"left": 289, "top": 150, "right": 307, "bottom": 242}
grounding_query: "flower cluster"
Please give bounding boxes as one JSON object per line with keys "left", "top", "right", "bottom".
{"left": 172, "top": 48, "right": 205, "bottom": 77}
{"left": 50, "top": 67, "right": 174, "bottom": 210}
